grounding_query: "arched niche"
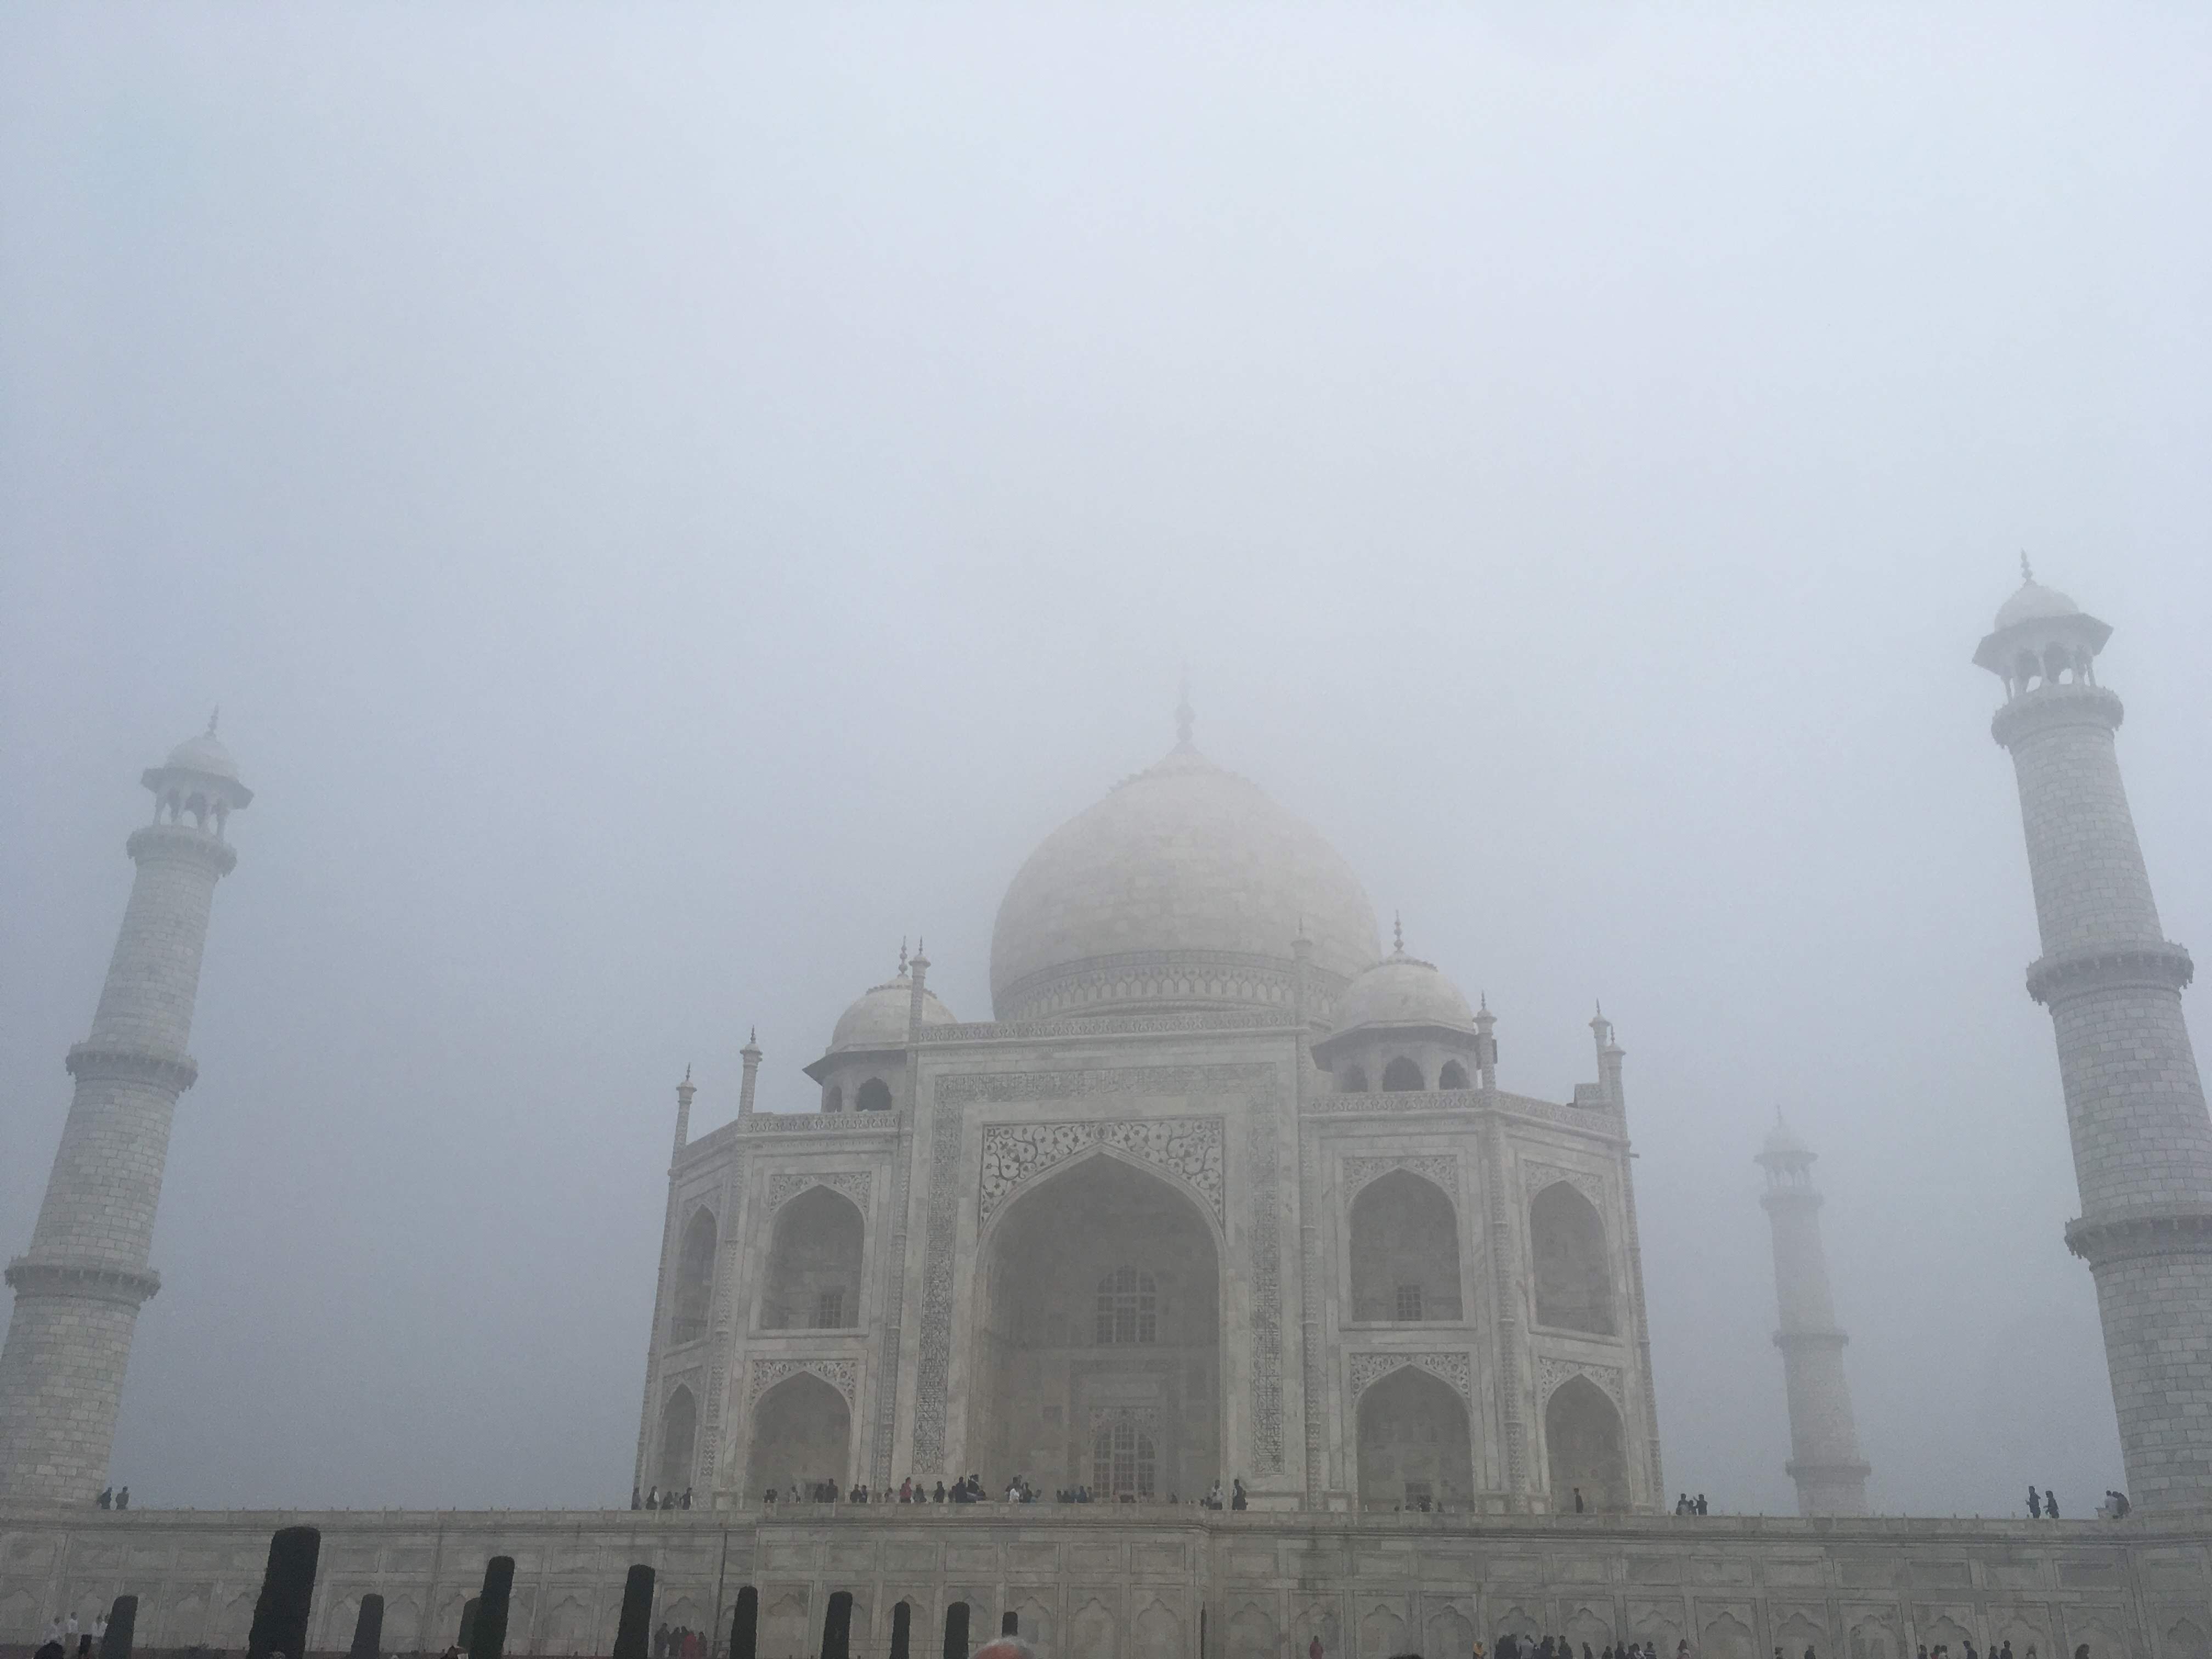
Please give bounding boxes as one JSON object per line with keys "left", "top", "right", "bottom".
{"left": 1339, "top": 1065, "right": 1369, "bottom": 1093}
{"left": 855, "top": 1077, "right": 893, "bottom": 1112}
{"left": 671, "top": 1208, "right": 716, "bottom": 1345}
{"left": 969, "top": 1152, "right": 1221, "bottom": 1500}
{"left": 1381, "top": 1056, "right": 1425, "bottom": 1092}
{"left": 761, "top": 1186, "right": 865, "bottom": 1330}
{"left": 1355, "top": 1364, "right": 1471, "bottom": 1510}
{"left": 1530, "top": 1181, "right": 1615, "bottom": 1334}
{"left": 658, "top": 1384, "right": 697, "bottom": 1494}
{"left": 1350, "top": 1169, "right": 1462, "bottom": 1323}
{"left": 1543, "top": 1374, "right": 1628, "bottom": 1512}
{"left": 1438, "top": 1059, "right": 1470, "bottom": 1089}
{"left": 746, "top": 1370, "right": 851, "bottom": 1499}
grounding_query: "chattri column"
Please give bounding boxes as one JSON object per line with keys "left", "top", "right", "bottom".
{"left": 0, "top": 724, "right": 251, "bottom": 1502}
{"left": 1978, "top": 569, "right": 2212, "bottom": 1511}
{"left": 1756, "top": 1118, "right": 1871, "bottom": 1515}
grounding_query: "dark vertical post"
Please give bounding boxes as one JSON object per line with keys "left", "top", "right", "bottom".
{"left": 727, "top": 1585, "right": 758, "bottom": 1659}
{"left": 822, "top": 1593, "right": 854, "bottom": 1659}
{"left": 889, "top": 1604, "right": 911, "bottom": 1659}
{"left": 351, "top": 1594, "right": 385, "bottom": 1659}
{"left": 459, "top": 1599, "right": 481, "bottom": 1649}
{"left": 1001, "top": 1613, "right": 1018, "bottom": 1638}
{"left": 100, "top": 1598, "right": 138, "bottom": 1659}
{"left": 613, "top": 1566, "right": 656, "bottom": 1659}
{"left": 469, "top": 1558, "right": 515, "bottom": 1659}
{"left": 942, "top": 1602, "right": 969, "bottom": 1659}
{"left": 246, "top": 1525, "right": 321, "bottom": 1659}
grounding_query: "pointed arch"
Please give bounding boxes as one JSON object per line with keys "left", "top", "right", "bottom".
{"left": 855, "top": 1077, "right": 893, "bottom": 1112}
{"left": 1438, "top": 1059, "right": 1471, "bottom": 1089}
{"left": 1350, "top": 1167, "right": 1462, "bottom": 1322}
{"left": 762, "top": 1184, "right": 864, "bottom": 1329}
{"left": 1531, "top": 1180, "right": 1615, "bottom": 1334}
{"left": 658, "top": 1383, "right": 698, "bottom": 1493}
{"left": 746, "top": 1370, "right": 851, "bottom": 1499}
{"left": 1381, "top": 1056, "right": 1425, "bottom": 1092}
{"left": 1544, "top": 1374, "right": 1627, "bottom": 1512}
{"left": 1356, "top": 1363, "right": 1472, "bottom": 1510}
{"left": 671, "top": 1207, "right": 716, "bottom": 1345}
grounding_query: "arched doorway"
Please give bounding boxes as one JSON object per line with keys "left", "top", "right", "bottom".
{"left": 658, "top": 1385, "right": 697, "bottom": 1493}
{"left": 969, "top": 1153, "right": 1221, "bottom": 1499}
{"left": 1530, "top": 1182, "right": 1615, "bottom": 1334}
{"left": 1349, "top": 1169, "right": 1462, "bottom": 1323}
{"left": 761, "top": 1186, "right": 865, "bottom": 1330}
{"left": 746, "top": 1370, "right": 851, "bottom": 1499}
{"left": 1355, "top": 1364, "right": 1471, "bottom": 1510}
{"left": 1543, "top": 1374, "right": 1628, "bottom": 1511}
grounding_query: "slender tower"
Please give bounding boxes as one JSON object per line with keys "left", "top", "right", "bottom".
{"left": 1757, "top": 1116, "right": 1871, "bottom": 1515}
{"left": 1978, "top": 568, "right": 2212, "bottom": 1511}
{"left": 0, "top": 722, "right": 251, "bottom": 1502}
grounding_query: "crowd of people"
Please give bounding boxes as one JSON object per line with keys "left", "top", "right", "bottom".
{"left": 651, "top": 1622, "right": 708, "bottom": 1659}
{"left": 753, "top": 1473, "right": 1255, "bottom": 1506}
{"left": 631, "top": 1486, "right": 695, "bottom": 1509}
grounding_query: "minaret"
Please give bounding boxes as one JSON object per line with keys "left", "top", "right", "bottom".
{"left": 1977, "top": 568, "right": 2212, "bottom": 1510}
{"left": 1756, "top": 1116, "right": 1871, "bottom": 1515}
{"left": 0, "top": 721, "right": 252, "bottom": 1501}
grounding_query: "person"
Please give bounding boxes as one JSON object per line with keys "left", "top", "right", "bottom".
{"left": 1310, "top": 1636, "right": 1324, "bottom": 1659}
{"left": 1496, "top": 1634, "right": 1518, "bottom": 1659}
{"left": 64, "top": 1615, "right": 77, "bottom": 1649}
{"left": 1231, "top": 1477, "right": 1248, "bottom": 1511}
{"left": 1205, "top": 1481, "right": 1223, "bottom": 1510}
{"left": 34, "top": 1633, "right": 63, "bottom": 1659}
{"left": 114, "top": 1488, "right": 127, "bottom": 1510}
{"left": 900, "top": 1477, "right": 913, "bottom": 1503}
{"left": 681, "top": 1487, "right": 693, "bottom": 1509}
{"left": 1696, "top": 1494, "right": 1708, "bottom": 1515}
{"left": 762, "top": 1487, "right": 776, "bottom": 1506}
{"left": 654, "top": 1623, "right": 670, "bottom": 1658}
{"left": 95, "top": 1488, "right": 111, "bottom": 1510}
{"left": 646, "top": 1486, "right": 660, "bottom": 1510}
{"left": 92, "top": 1616, "right": 106, "bottom": 1656}
{"left": 2027, "top": 1486, "right": 2041, "bottom": 1519}
{"left": 973, "top": 1638, "right": 1041, "bottom": 1659}
{"left": 1573, "top": 1487, "right": 1585, "bottom": 1514}
{"left": 630, "top": 1487, "right": 641, "bottom": 1510}
{"left": 2046, "top": 1490, "right": 2059, "bottom": 1519}
{"left": 933, "top": 1481, "right": 946, "bottom": 1503}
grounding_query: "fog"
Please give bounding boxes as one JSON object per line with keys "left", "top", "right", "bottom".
{"left": 3, "top": 5, "right": 2208, "bottom": 1519}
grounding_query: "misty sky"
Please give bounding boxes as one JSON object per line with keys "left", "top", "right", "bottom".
{"left": 4, "top": 6, "right": 2209, "bottom": 1519}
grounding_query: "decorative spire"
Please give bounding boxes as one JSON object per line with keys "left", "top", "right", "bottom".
{"left": 1392, "top": 912, "right": 1404, "bottom": 955}
{"left": 1175, "top": 666, "right": 1194, "bottom": 749}
{"left": 2021, "top": 550, "right": 2034, "bottom": 584}
{"left": 207, "top": 707, "right": 220, "bottom": 737}
{"left": 898, "top": 938, "right": 909, "bottom": 976}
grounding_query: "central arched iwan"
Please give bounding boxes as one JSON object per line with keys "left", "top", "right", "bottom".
{"left": 1356, "top": 1364, "right": 1472, "bottom": 1510}
{"left": 969, "top": 1153, "right": 1221, "bottom": 1498}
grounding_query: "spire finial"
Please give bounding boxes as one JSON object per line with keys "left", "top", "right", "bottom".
{"left": 2021, "top": 550, "right": 2034, "bottom": 584}
{"left": 1175, "top": 665, "right": 1194, "bottom": 749}
{"left": 207, "top": 707, "right": 219, "bottom": 737}
{"left": 747, "top": 1025, "right": 757, "bottom": 1046}
{"left": 898, "top": 938, "right": 909, "bottom": 975}
{"left": 682, "top": 1062, "right": 692, "bottom": 1085}
{"left": 1392, "top": 911, "right": 1404, "bottom": 955}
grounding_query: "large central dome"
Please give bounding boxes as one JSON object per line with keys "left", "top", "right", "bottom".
{"left": 989, "top": 741, "right": 1380, "bottom": 1022}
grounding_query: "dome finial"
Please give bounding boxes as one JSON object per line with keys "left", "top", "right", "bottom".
{"left": 2021, "top": 550, "right": 2034, "bottom": 584}
{"left": 207, "top": 706, "right": 220, "bottom": 737}
{"left": 1175, "top": 664, "right": 1194, "bottom": 749}
{"left": 898, "top": 938, "right": 909, "bottom": 976}
{"left": 1392, "top": 911, "right": 1404, "bottom": 955}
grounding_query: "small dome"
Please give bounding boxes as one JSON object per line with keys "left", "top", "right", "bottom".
{"left": 1995, "top": 578, "right": 2080, "bottom": 632}
{"left": 165, "top": 730, "right": 240, "bottom": 781}
{"left": 1760, "top": 1116, "right": 1813, "bottom": 1161}
{"left": 828, "top": 975, "right": 958, "bottom": 1052}
{"left": 1330, "top": 947, "right": 1475, "bottom": 1036}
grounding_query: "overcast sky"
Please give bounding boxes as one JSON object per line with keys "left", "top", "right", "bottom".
{"left": 4, "top": 5, "right": 2209, "bottom": 1519}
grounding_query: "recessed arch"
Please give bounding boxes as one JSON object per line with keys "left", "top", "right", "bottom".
{"left": 762, "top": 1185, "right": 864, "bottom": 1330}
{"left": 1381, "top": 1056, "right": 1424, "bottom": 1092}
{"left": 1356, "top": 1364, "right": 1472, "bottom": 1510}
{"left": 658, "top": 1384, "right": 697, "bottom": 1495}
{"left": 1531, "top": 1180, "right": 1615, "bottom": 1334}
{"left": 1544, "top": 1374, "right": 1627, "bottom": 1512}
{"left": 970, "top": 1151, "right": 1221, "bottom": 1501}
{"left": 1339, "top": 1064, "right": 1369, "bottom": 1093}
{"left": 855, "top": 1077, "right": 893, "bottom": 1113}
{"left": 746, "top": 1370, "right": 851, "bottom": 1500}
{"left": 671, "top": 1207, "right": 716, "bottom": 1345}
{"left": 822, "top": 1084, "right": 844, "bottom": 1113}
{"left": 1350, "top": 1168, "right": 1462, "bottom": 1323}
{"left": 1438, "top": 1059, "right": 1471, "bottom": 1089}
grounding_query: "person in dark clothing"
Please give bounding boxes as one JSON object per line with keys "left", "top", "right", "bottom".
{"left": 2045, "top": 1491, "right": 2059, "bottom": 1518}
{"left": 933, "top": 1481, "right": 946, "bottom": 1502}
{"left": 1572, "top": 1487, "right": 1584, "bottom": 1514}
{"left": 654, "top": 1622, "right": 670, "bottom": 1658}
{"left": 95, "top": 1489, "right": 111, "bottom": 1510}
{"left": 113, "top": 1488, "right": 127, "bottom": 1509}
{"left": 1696, "top": 1495, "right": 1708, "bottom": 1515}
{"left": 1231, "top": 1479, "right": 1248, "bottom": 1511}
{"left": 2027, "top": 1486, "right": 2041, "bottom": 1519}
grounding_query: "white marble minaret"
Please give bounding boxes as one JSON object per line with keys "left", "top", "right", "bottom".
{"left": 0, "top": 723, "right": 251, "bottom": 1502}
{"left": 1978, "top": 568, "right": 2212, "bottom": 1511}
{"left": 1757, "top": 1116, "right": 1870, "bottom": 1515}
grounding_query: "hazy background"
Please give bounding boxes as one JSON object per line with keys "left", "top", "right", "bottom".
{"left": 4, "top": 4, "right": 2209, "bottom": 1519}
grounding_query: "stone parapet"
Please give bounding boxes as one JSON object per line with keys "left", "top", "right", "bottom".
{"left": 1, "top": 1260, "right": 161, "bottom": 1307}
{"left": 2027, "top": 942, "right": 2194, "bottom": 1007}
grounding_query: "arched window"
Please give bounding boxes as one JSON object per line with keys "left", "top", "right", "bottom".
{"left": 1356, "top": 1364, "right": 1472, "bottom": 1511}
{"left": 1095, "top": 1266, "right": 1158, "bottom": 1344}
{"left": 658, "top": 1384, "right": 697, "bottom": 1494}
{"left": 744, "top": 1370, "right": 849, "bottom": 1500}
{"left": 1543, "top": 1374, "right": 1628, "bottom": 1511}
{"left": 1531, "top": 1182, "right": 1615, "bottom": 1335}
{"left": 822, "top": 1085, "right": 844, "bottom": 1113}
{"left": 1381, "top": 1057, "right": 1424, "bottom": 1092}
{"left": 671, "top": 1208, "right": 716, "bottom": 1345}
{"left": 855, "top": 1078, "right": 893, "bottom": 1113}
{"left": 1438, "top": 1060, "right": 1470, "bottom": 1090}
{"left": 1093, "top": 1419, "right": 1157, "bottom": 1498}
{"left": 1339, "top": 1065, "right": 1369, "bottom": 1094}
{"left": 762, "top": 1187, "right": 865, "bottom": 1330}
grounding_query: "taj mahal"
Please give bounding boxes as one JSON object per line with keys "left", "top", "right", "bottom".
{"left": 2, "top": 569, "right": 2211, "bottom": 1659}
